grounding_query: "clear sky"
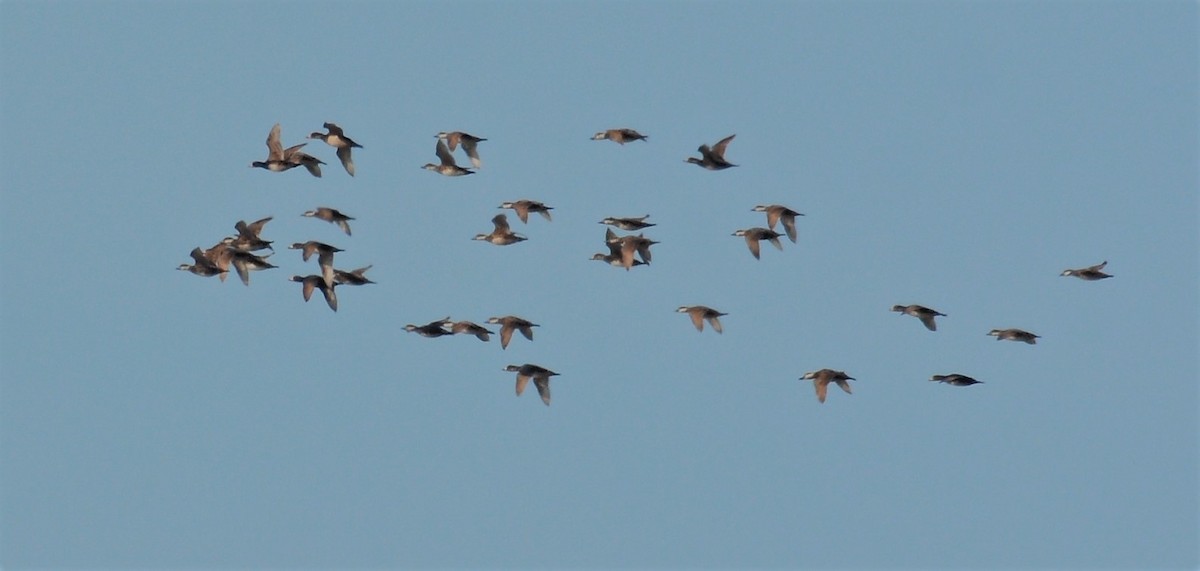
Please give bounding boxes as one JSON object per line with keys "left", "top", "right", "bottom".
{"left": 2, "top": 1, "right": 1197, "bottom": 569}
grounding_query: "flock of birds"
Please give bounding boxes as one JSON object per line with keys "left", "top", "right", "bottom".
{"left": 178, "top": 123, "right": 1114, "bottom": 406}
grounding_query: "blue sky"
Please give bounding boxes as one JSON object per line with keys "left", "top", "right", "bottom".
{"left": 2, "top": 1, "right": 1197, "bottom": 568}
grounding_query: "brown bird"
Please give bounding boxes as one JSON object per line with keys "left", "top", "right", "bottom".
{"left": 1061, "top": 260, "right": 1112, "bottom": 281}
{"left": 177, "top": 247, "right": 226, "bottom": 278}
{"left": 676, "top": 305, "right": 726, "bottom": 334}
{"left": 289, "top": 241, "right": 342, "bottom": 289}
{"left": 226, "top": 216, "right": 274, "bottom": 252}
{"left": 499, "top": 200, "right": 553, "bottom": 223}
{"left": 732, "top": 228, "right": 784, "bottom": 259}
{"left": 599, "top": 215, "right": 656, "bottom": 231}
{"left": 251, "top": 123, "right": 324, "bottom": 177}
{"left": 988, "top": 328, "right": 1040, "bottom": 344}
{"left": 423, "top": 139, "right": 475, "bottom": 176}
{"left": 752, "top": 204, "right": 804, "bottom": 243}
{"left": 591, "top": 128, "right": 647, "bottom": 144}
{"left": 801, "top": 369, "right": 855, "bottom": 403}
{"left": 505, "top": 364, "right": 559, "bottom": 406}
{"left": 302, "top": 207, "right": 354, "bottom": 236}
{"left": 890, "top": 304, "right": 947, "bottom": 332}
{"left": 486, "top": 315, "right": 539, "bottom": 349}
{"left": 473, "top": 214, "right": 527, "bottom": 245}
{"left": 605, "top": 227, "right": 658, "bottom": 270}
{"left": 436, "top": 131, "right": 486, "bottom": 169}
{"left": 308, "top": 122, "right": 362, "bottom": 176}
{"left": 289, "top": 275, "right": 338, "bottom": 312}
{"left": 442, "top": 319, "right": 495, "bottom": 342}
{"left": 333, "top": 265, "right": 375, "bottom": 286}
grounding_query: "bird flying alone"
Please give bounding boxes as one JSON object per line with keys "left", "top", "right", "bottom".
{"left": 988, "top": 328, "right": 1040, "bottom": 344}
{"left": 506, "top": 364, "right": 559, "bottom": 406}
{"left": 676, "top": 305, "right": 726, "bottom": 334}
{"left": 930, "top": 374, "right": 982, "bottom": 386}
{"left": 1061, "top": 260, "right": 1112, "bottom": 281}
{"left": 891, "top": 304, "right": 947, "bottom": 331}
{"left": 801, "top": 369, "right": 855, "bottom": 403}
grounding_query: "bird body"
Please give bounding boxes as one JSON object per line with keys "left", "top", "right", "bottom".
{"left": 686, "top": 134, "right": 737, "bottom": 170}
{"left": 891, "top": 304, "right": 947, "bottom": 331}
{"left": 676, "top": 305, "right": 726, "bottom": 333}
{"left": 988, "top": 328, "right": 1040, "bottom": 344}
{"left": 592, "top": 128, "right": 647, "bottom": 144}
{"left": 801, "top": 369, "right": 855, "bottom": 403}
{"left": 733, "top": 227, "right": 784, "bottom": 259}
{"left": 505, "top": 364, "right": 559, "bottom": 406}
{"left": 1061, "top": 260, "right": 1112, "bottom": 280}
{"left": 487, "top": 316, "right": 538, "bottom": 349}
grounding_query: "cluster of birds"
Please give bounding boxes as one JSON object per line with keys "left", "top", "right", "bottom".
{"left": 180, "top": 122, "right": 1114, "bottom": 406}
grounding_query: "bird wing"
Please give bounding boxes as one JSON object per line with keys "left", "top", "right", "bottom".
{"left": 745, "top": 235, "right": 762, "bottom": 259}
{"left": 462, "top": 139, "right": 482, "bottom": 169}
{"left": 711, "top": 134, "right": 736, "bottom": 160}
{"left": 336, "top": 146, "right": 355, "bottom": 177}
{"left": 918, "top": 313, "right": 938, "bottom": 331}
{"left": 321, "top": 283, "right": 338, "bottom": 312}
{"left": 435, "top": 139, "right": 457, "bottom": 166}
{"left": 266, "top": 123, "right": 284, "bottom": 160}
{"left": 689, "top": 310, "right": 705, "bottom": 332}
{"left": 781, "top": 214, "right": 798, "bottom": 243}
{"left": 534, "top": 376, "right": 551, "bottom": 406}
{"left": 492, "top": 213, "right": 511, "bottom": 233}
{"left": 707, "top": 315, "right": 723, "bottom": 334}
{"left": 515, "top": 373, "right": 530, "bottom": 396}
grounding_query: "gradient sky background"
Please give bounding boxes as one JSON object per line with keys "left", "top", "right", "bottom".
{"left": 2, "top": 1, "right": 1197, "bottom": 569}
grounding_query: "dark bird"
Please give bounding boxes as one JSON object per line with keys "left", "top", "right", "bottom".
{"left": 930, "top": 373, "right": 982, "bottom": 386}
{"left": 308, "top": 122, "right": 362, "bottom": 176}
{"left": 891, "top": 304, "right": 947, "bottom": 332}
{"left": 404, "top": 317, "right": 452, "bottom": 338}
{"left": 988, "top": 328, "right": 1040, "bottom": 344}
{"left": 1061, "top": 260, "right": 1113, "bottom": 281}
{"left": 686, "top": 134, "right": 737, "bottom": 170}
{"left": 505, "top": 364, "right": 560, "bottom": 406}
{"left": 289, "top": 275, "right": 338, "bottom": 312}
